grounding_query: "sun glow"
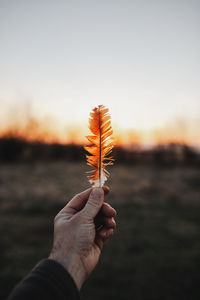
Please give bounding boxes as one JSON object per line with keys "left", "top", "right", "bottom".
{"left": 0, "top": 117, "right": 199, "bottom": 148}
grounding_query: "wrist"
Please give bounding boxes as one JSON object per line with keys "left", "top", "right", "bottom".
{"left": 49, "top": 252, "right": 86, "bottom": 290}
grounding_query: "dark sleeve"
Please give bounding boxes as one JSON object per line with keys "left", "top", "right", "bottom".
{"left": 7, "top": 259, "right": 80, "bottom": 300}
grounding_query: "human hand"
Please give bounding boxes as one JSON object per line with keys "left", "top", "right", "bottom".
{"left": 49, "top": 187, "right": 116, "bottom": 290}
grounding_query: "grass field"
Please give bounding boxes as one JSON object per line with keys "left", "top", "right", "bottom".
{"left": 0, "top": 162, "right": 200, "bottom": 300}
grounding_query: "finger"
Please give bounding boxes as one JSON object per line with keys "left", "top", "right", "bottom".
{"left": 82, "top": 188, "right": 104, "bottom": 219}
{"left": 102, "top": 186, "right": 110, "bottom": 195}
{"left": 66, "top": 186, "right": 109, "bottom": 213}
{"left": 95, "top": 236, "right": 104, "bottom": 251}
{"left": 97, "top": 227, "right": 114, "bottom": 241}
{"left": 94, "top": 203, "right": 116, "bottom": 227}
{"left": 101, "top": 202, "right": 117, "bottom": 217}
{"left": 105, "top": 217, "right": 116, "bottom": 229}
{"left": 95, "top": 227, "right": 114, "bottom": 251}
{"left": 95, "top": 216, "right": 116, "bottom": 229}
{"left": 64, "top": 188, "right": 92, "bottom": 213}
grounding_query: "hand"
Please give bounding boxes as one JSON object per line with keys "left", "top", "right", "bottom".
{"left": 49, "top": 187, "right": 116, "bottom": 290}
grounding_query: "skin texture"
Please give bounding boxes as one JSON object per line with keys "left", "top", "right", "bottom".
{"left": 49, "top": 187, "right": 116, "bottom": 290}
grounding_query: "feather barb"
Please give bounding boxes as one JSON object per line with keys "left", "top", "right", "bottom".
{"left": 84, "top": 105, "right": 114, "bottom": 187}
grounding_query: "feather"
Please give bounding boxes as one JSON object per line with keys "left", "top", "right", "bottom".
{"left": 84, "top": 105, "right": 114, "bottom": 187}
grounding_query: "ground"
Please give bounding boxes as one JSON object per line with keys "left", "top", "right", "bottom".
{"left": 0, "top": 162, "right": 200, "bottom": 300}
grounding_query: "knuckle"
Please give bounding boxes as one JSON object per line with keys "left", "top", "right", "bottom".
{"left": 89, "top": 196, "right": 101, "bottom": 207}
{"left": 75, "top": 193, "right": 82, "bottom": 200}
{"left": 89, "top": 199, "right": 98, "bottom": 208}
{"left": 70, "top": 192, "right": 80, "bottom": 201}
{"left": 54, "top": 214, "right": 59, "bottom": 223}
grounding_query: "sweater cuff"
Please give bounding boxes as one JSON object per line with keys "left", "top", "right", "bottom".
{"left": 33, "top": 258, "right": 80, "bottom": 300}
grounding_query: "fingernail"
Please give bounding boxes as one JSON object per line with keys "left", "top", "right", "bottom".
{"left": 101, "top": 228, "right": 107, "bottom": 238}
{"left": 103, "top": 231, "right": 107, "bottom": 238}
{"left": 112, "top": 217, "right": 116, "bottom": 225}
{"left": 109, "top": 229, "right": 114, "bottom": 236}
{"left": 103, "top": 186, "right": 110, "bottom": 195}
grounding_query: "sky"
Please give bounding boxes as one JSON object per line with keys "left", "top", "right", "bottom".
{"left": 0, "top": 0, "right": 200, "bottom": 145}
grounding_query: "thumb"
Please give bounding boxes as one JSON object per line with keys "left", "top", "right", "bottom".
{"left": 83, "top": 188, "right": 104, "bottom": 219}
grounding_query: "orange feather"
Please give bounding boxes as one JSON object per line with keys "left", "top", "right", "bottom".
{"left": 84, "top": 105, "right": 114, "bottom": 187}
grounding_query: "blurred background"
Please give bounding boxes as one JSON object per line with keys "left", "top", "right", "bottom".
{"left": 0, "top": 0, "right": 200, "bottom": 299}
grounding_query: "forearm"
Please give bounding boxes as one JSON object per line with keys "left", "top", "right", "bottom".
{"left": 8, "top": 259, "right": 80, "bottom": 300}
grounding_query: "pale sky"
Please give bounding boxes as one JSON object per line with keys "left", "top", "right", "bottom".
{"left": 0, "top": 0, "right": 200, "bottom": 144}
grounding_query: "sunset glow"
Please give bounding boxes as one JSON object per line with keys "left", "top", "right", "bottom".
{"left": 0, "top": 116, "right": 199, "bottom": 148}
{"left": 0, "top": 1, "right": 199, "bottom": 148}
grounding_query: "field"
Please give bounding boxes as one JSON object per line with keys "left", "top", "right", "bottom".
{"left": 0, "top": 162, "right": 200, "bottom": 300}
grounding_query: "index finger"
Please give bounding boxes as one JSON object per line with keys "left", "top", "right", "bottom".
{"left": 67, "top": 188, "right": 92, "bottom": 212}
{"left": 100, "top": 203, "right": 117, "bottom": 217}
{"left": 65, "top": 186, "right": 109, "bottom": 213}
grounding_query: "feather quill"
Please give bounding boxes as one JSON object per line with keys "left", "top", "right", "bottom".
{"left": 84, "top": 105, "right": 114, "bottom": 187}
